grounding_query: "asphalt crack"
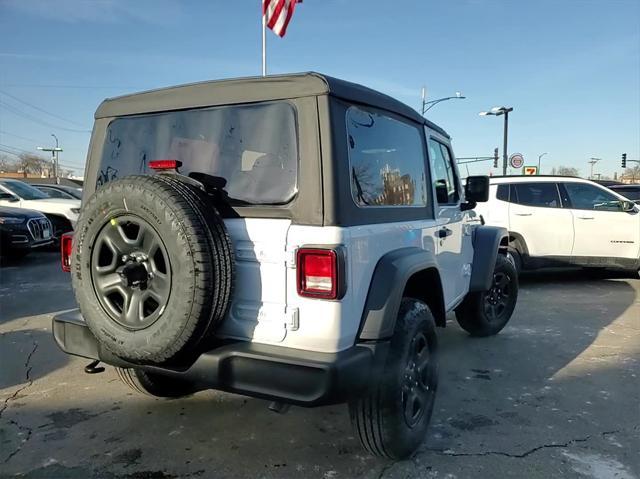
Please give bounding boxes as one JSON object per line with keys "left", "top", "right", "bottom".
{"left": 1, "top": 340, "right": 38, "bottom": 464}
{"left": 424, "top": 429, "right": 627, "bottom": 459}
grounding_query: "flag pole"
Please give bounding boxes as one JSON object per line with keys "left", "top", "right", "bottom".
{"left": 261, "top": 2, "right": 267, "bottom": 76}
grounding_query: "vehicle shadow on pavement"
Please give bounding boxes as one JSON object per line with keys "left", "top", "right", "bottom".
{"left": 1, "top": 268, "right": 638, "bottom": 478}
{"left": 0, "top": 252, "right": 76, "bottom": 324}
{"left": 0, "top": 328, "right": 69, "bottom": 390}
{"left": 1, "top": 375, "right": 377, "bottom": 478}
{"left": 419, "top": 269, "right": 639, "bottom": 469}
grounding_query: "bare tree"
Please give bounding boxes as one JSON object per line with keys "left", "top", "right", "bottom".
{"left": 550, "top": 166, "right": 579, "bottom": 176}
{"left": 0, "top": 153, "right": 19, "bottom": 172}
{"left": 622, "top": 165, "right": 640, "bottom": 182}
{"left": 18, "top": 153, "right": 49, "bottom": 176}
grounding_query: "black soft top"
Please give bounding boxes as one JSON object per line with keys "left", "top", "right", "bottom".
{"left": 94, "top": 72, "right": 449, "bottom": 139}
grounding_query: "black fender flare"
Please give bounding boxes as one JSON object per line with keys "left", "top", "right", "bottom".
{"left": 469, "top": 225, "right": 509, "bottom": 292}
{"left": 357, "top": 247, "right": 444, "bottom": 341}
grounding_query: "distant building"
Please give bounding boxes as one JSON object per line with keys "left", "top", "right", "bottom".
{"left": 374, "top": 164, "right": 416, "bottom": 205}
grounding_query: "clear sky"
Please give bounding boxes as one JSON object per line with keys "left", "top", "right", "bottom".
{"left": 1, "top": 0, "right": 638, "bottom": 179}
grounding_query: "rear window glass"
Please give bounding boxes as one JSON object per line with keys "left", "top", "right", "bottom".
{"left": 99, "top": 102, "right": 298, "bottom": 205}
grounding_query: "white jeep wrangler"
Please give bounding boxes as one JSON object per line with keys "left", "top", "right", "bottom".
{"left": 54, "top": 73, "right": 518, "bottom": 459}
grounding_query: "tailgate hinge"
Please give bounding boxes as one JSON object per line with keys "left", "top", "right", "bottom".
{"left": 285, "top": 307, "right": 299, "bottom": 331}
{"left": 285, "top": 247, "right": 297, "bottom": 268}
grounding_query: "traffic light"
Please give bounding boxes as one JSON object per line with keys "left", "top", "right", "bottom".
{"left": 493, "top": 148, "right": 499, "bottom": 168}
{"left": 622, "top": 153, "right": 627, "bottom": 168}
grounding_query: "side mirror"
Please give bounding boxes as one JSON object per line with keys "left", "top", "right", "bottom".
{"left": 435, "top": 180, "right": 449, "bottom": 204}
{"left": 622, "top": 200, "right": 636, "bottom": 212}
{"left": 0, "top": 192, "right": 19, "bottom": 202}
{"left": 465, "top": 175, "right": 490, "bottom": 202}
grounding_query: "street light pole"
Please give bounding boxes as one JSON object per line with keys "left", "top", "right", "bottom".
{"left": 538, "top": 152, "right": 548, "bottom": 174}
{"left": 479, "top": 106, "right": 513, "bottom": 176}
{"left": 421, "top": 88, "right": 466, "bottom": 115}
{"left": 51, "top": 134, "right": 59, "bottom": 184}
{"left": 502, "top": 111, "right": 509, "bottom": 176}
{"left": 37, "top": 135, "right": 63, "bottom": 185}
{"left": 588, "top": 158, "right": 602, "bottom": 180}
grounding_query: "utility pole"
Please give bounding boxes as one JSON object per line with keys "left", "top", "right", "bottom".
{"left": 37, "top": 134, "right": 63, "bottom": 184}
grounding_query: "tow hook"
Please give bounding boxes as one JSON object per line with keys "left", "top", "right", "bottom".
{"left": 84, "top": 360, "right": 105, "bottom": 374}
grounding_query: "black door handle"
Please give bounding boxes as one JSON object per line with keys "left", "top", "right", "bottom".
{"left": 438, "top": 227, "right": 453, "bottom": 238}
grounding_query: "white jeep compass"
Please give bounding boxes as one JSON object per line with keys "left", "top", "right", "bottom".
{"left": 475, "top": 175, "right": 640, "bottom": 274}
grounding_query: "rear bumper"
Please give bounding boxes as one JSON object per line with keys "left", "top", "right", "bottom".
{"left": 53, "top": 310, "right": 384, "bottom": 407}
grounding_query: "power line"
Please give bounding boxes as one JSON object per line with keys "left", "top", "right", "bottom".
{"left": 0, "top": 143, "right": 38, "bottom": 155}
{"left": 0, "top": 143, "right": 85, "bottom": 169}
{"left": 0, "top": 90, "right": 87, "bottom": 128}
{"left": 0, "top": 147, "right": 20, "bottom": 156}
{"left": 0, "top": 129, "right": 44, "bottom": 144}
{"left": 0, "top": 100, "right": 91, "bottom": 133}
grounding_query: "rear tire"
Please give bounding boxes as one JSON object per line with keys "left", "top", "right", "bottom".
{"left": 456, "top": 254, "right": 518, "bottom": 337}
{"left": 116, "top": 368, "right": 195, "bottom": 398}
{"left": 349, "top": 298, "right": 438, "bottom": 459}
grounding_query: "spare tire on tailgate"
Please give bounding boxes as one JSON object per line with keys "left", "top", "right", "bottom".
{"left": 72, "top": 175, "right": 234, "bottom": 364}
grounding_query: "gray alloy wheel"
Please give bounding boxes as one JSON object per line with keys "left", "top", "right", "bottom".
{"left": 91, "top": 214, "right": 171, "bottom": 330}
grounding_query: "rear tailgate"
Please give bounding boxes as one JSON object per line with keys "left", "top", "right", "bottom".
{"left": 216, "top": 218, "right": 291, "bottom": 344}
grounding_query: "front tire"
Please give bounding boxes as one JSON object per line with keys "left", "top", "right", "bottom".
{"left": 349, "top": 298, "right": 438, "bottom": 459}
{"left": 506, "top": 248, "right": 522, "bottom": 275}
{"left": 456, "top": 254, "right": 518, "bottom": 337}
{"left": 116, "top": 368, "right": 196, "bottom": 398}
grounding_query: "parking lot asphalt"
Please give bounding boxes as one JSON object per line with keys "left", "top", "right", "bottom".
{"left": 1, "top": 252, "right": 638, "bottom": 479}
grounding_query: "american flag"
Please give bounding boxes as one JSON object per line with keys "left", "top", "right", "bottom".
{"left": 263, "top": 0, "right": 300, "bottom": 37}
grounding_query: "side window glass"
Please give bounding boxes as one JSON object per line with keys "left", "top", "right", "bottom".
{"left": 347, "top": 106, "right": 428, "bottom": 207}
{"left": 428, "top": 139, "right": 459, "bottom": 204}
{"left": 41, "top": 188, "right": 65, "bottom": 199}
{"left": 513, "top": 183, "right": 560, "bottom": 208}
{"left": 564, "top": 183, "right": 624, "bottom": 211}
{"left": 496, "top": 184, "right": 510, "bottom": 202}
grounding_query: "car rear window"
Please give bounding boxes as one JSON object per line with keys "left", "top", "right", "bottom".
{"left": 98, "top": 101, "right": 298, "bottom": 205}
{"left": 513, "top": 182, "right": 561, "bottom": 208}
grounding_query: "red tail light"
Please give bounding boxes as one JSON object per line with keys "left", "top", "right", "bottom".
{"left": 61, "top": 232, "right": 73, "bottom": 272}
{"left": 149, "top": 159, "right": 182, "bottom": 171}
{"left": 297, "top": 248, "right": 343, "bottom": 299}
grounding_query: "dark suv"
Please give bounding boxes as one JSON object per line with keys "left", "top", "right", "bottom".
{"left": 0, "top": 206, "right": 53, "bottom": 258}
